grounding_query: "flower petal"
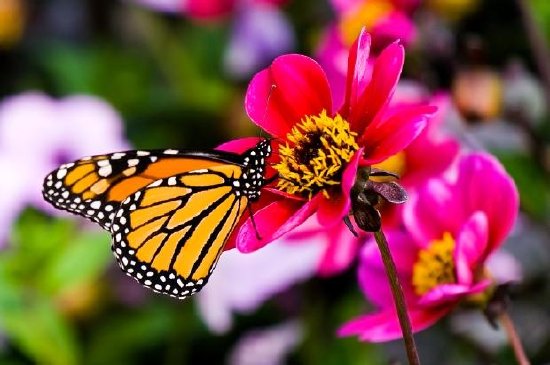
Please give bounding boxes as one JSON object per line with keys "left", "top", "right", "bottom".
{"left": 317, "top": 220, "right": 362, "bottom": 276}
{"left": 456, "top": 153, "right": 519, "bottom": 254}
{"left": 317, "top": 148, "right": 363, "bottom": 226}
{"left": 338, "top": 306, "right": 451, "bottom": 342}
{"left": 358, "top": 230, "right": 418, "bottom": 308}
{"left": 236, "top": 195, "right": 321, "bottom": 252}
{"left": 360, "top": 105, "right": 434, "bottom": 164}
{"left": 418, "top": 281, "right": 490, "bottom": 307}
{"left": 245, "top": 54, "right": 333, "bottom": 138}
{"left": 348, "top": 41, "right": 405, "bottom": 135}
{"left": 216, "top": 137, "right": 263, "bottom": 154}
{"left": 454, "top": 211, "right": 489, "bottom": 285}
{"left": 341, "top": 28, "right": 372, "bottom": 118}
{"left": 403, "top": 179, "right": 465, "bottom": 246}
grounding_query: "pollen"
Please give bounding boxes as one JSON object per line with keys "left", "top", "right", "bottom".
{"left": 372, "top": 151, "right": 407, "bottom": 182}
{"left": 274, "top": 110, "right": 359, "bottom": 199}
{"left": 412, "top": 232, "right": 456, "bottom": 296}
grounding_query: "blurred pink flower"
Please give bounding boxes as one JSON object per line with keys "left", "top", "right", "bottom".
{"left": 133, "top": 0, "right": 294, "bottom": 78}
{"left": 318, "top": 0, "right": 418, "bottom": 107}
{"left": 183, "top": 0, "right": 287, "bottom": 20}
{"left": 225, "top": 29, "right": 433, "bottom": 255}
{"left": 339, "top": 152, "right": 519, "bottom": 341}
{"left": 0, "top": 92, "right": 129, "bottom": 242}
{"left": 196, "top": 239, "right": 323, "bottom": 334}
{"left": 227, "top": 320, "right": 303, "bottom": 365}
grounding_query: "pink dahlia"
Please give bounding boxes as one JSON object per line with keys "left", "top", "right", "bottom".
{"left": 224, "top": 28, "right": 434, "bottom": 253}
{"left": 339, "top": 152, "right": 519, "bottom": 341}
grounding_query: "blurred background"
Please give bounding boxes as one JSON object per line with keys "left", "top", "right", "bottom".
{"left": 1, "top": 0, "right": 550, "bottom": 364}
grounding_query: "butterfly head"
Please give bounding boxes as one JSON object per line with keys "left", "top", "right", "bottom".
{"left": 238, "top": 139, "right": 272, "bottom": 201}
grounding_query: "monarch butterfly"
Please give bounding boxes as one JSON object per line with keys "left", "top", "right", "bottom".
{"left": 42, "top": 139, "right": 272, "bottom": 299}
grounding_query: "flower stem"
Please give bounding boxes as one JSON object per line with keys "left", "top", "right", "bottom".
{"left": 374, "top": 230, "right": 421, "bottom": 365}
{"left": 499, "top": 311, "right": 531, "bottom": 365}
{"left": 516, "top": 0, "right": 550, "bottom": 108}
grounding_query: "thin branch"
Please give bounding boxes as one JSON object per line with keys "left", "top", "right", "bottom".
{"left": 499, "top": 311, "right": 531, "bottom": 365}
{"left": 516, "top": 0, "right": 550, "bottom": 108}
{"left": 373, "top": 230, "right": 421, "bottom": 365}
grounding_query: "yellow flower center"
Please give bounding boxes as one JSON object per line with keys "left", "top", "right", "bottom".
{"left": 412, "top": 232, "right": 456, "bottom": 296}
{"left": 274, "top": 111, "right": 359, "bottom": 199}
{"left": 371, "top": 151, "right": 407, "bottom": 181}
{"left": 339, "top": 0, "right": 394, "bottom": 46}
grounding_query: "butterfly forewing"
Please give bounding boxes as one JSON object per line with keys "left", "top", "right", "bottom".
{"left": 42, "top": 149, "right": 243, "bottom": 230}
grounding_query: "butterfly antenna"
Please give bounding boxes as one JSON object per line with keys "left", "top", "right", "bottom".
{"left": 257, "top": 84, "right": 277, "bottom": 140}
{"left": 247, "top": 203, "right": 262, "bottom": 240}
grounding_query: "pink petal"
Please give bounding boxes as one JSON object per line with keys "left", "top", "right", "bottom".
{"left": 402, "top": 133, "right": 459, "bottom": 188}
{"left": 245, "top": 54, "right": 333, "bottom": 138}
{"left": 403, "top": 180, "right": 465, "bottom": 247}
{"left": 185, "top": 0, "right": 235, "bottom": 19}
{"left": 236, "top": 195, "right": 321, "bottom": 253}
{"left": 216, "top": 137, "right": 263, "bottom": 153}
{"left": 348, "top": 41, "right": 405, "bottom": 136}
{"left": 454, "top": 212, "right": 489, "bottom": 285}
{"left": 358, "top": 230, "right": 419, "bottom": 308}
{"left": 317, "top": 221, "right": 362, "bottom": 276}
{"left": 338, "top": 306, "right": 451, "bottom": 342}
{"left": 341, "top": 28, "right": 372, "bottom": 118}
{"left": 317, "top": 148, "right": 363, "bottom": 226}
{"left": 456, "top": 153, "right": 519, "bottom": 254}
{"left": 418, "top": 280, "right": 491, "bottom": 307}
{"left": 360, "top": 105, "right": 434, "bottom": 164}
{"left": 370, "top": 12, "right": 416, "bottom": 47}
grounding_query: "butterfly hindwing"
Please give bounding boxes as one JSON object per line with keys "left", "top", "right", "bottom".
{"left": 111, "top": 165, "right": 249, "bottom": 299}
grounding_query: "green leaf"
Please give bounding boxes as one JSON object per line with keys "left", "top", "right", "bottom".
{"left": 0, "top": 270, "right": 79, "bottom": 365}
{"left": 5, "top": 210, "right": 76, "bottom": 280}
{"left": 497, "top": 153, "right": 550, "bottom": 219}
{"left": 86, "top": 306, "right": 175, "bottom": 365}
{"left": 38, "top": 230, "right": 112, "bottom": 296}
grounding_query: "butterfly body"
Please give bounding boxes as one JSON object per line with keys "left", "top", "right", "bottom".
{"left": 43, "top": 140, "right": 272, "bottom": 299}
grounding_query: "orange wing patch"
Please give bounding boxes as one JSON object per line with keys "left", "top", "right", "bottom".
{"left": 43, "top": 149, "right": 238, "bottom": 230}
{"left": 110, "top": 167, "right": 249, "bottom": 299}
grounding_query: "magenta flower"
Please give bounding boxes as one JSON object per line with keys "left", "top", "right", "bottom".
{"left": 224, "top": 28, "right": 434, "bottom": 254}
{"left": 265, "top": 90, "right": 457, "bottom": 277}
{"left": 339, "top": 152, "right": 519, "bottom": 341}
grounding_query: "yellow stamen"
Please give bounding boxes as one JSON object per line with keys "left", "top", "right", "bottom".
{"left": 371, "top": 151, "right": 407, "bottom": 182}
{"left": 412, "top": 232, "right": 456, "bottom": 295}
{"left": 274, "top": 110, "right": 359, "bottom": 199}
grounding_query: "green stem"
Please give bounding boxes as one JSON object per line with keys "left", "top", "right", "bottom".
{"left": 373, "top": 230, "right": 420, "bottom": 365}
{"left": 499, "top": 311, "right": 530, "bottom": 365}
{"left": 516, "top": 0, "right": 550, "bottom": 109}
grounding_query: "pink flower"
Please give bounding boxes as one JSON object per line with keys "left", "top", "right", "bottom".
{"left": 184, "top": 0, "right": 287, "bottom": 20}
{"left": 318, "top": 0, "right": 418, "bottom": 106}
{"left": 0, "top": 92, "right": 129, "bottom": 243}
{"left": 282, "top": 91, "right": 458, "bottom": 277}
{"left": 339, "top": 152, "right": 519, "bottom": 341}
{"left": 225, "top": 28, "right": 434, "bottom": 255}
